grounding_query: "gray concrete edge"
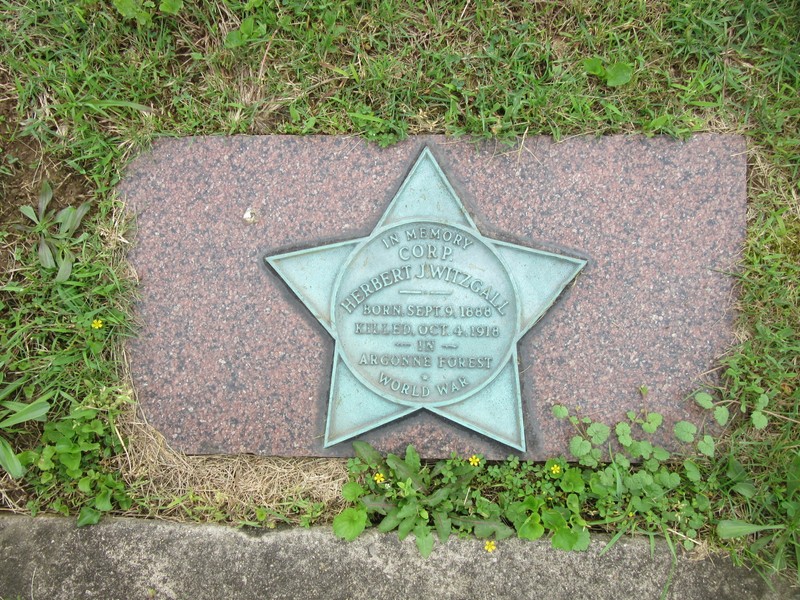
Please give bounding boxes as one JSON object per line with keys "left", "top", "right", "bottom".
{"left": 0, "top": 514, "right": 794, "bottom": 600}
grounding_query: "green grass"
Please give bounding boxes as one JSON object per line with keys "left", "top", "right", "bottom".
{"left": 1, "top": 0, "right": 798, "bottom": 583}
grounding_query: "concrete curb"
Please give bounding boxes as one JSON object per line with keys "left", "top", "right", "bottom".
{"left": 0, "top": 514, "right": 794, "bottom": 599}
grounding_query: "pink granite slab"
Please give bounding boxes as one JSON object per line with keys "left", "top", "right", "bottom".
{"left": 120, "top": 135, "right": 746, "bottom": 459}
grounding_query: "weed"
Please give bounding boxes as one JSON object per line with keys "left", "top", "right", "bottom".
{"left": 335, "top": 396, "right": 725, "bottom": 558}
{"left": 0, "top": 385, "right": 49, "bottom": 479}
{"left": 1, "top": 195, "right": 135, "bottom": 520}
{"left": 16, "top": 180, "right": 91, "bottom": 282}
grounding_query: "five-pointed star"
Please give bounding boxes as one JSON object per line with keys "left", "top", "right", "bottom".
{"left": 266, "top": 147, "right": 585, "bottom": 451}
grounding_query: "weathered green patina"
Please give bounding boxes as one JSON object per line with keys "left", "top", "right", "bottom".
{"left": 266, "top": 148, "right": 585, "bottom": 450}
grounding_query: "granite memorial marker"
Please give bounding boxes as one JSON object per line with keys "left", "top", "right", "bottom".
{"left": 123, "top": 135, "right": 745, "bottom": 459}
{"left": 266, "top": 148, "right": 585, "bottom": 451}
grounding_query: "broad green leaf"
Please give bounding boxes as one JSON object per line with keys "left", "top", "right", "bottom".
{"left": 605, "top": 63, "right": 633, "bottom": 87}
{"left": 424, "top": 486, "right": 452, "bottom": 508}
{"left": 506, "top": 501, "right": 534, "bottom": 528}
{"left": 112, "top": 0, "right": 139, "bottom": 19}
{"left": 69, "top": 408, "right": 98, "bottom": 420}
{"left": 414, "top": 524, "right": 434, "bottom": 558}
{"left": 521, "top": 496, "right": 544, "bottom": 513}
{"left": 697, "top": 435, "right": 715, "bottom": 457}
{"left": 78, "top": 477, "right": 93, "bottom": 494}
{"left": 159, "top": 0, "right": 183, "bottom": 14}
{"left": 58, "top": 451, "right": 81, "bottom": 471}
{"left": 615, "top": 422, "right": 632, "bottom": 446}
{"left": 405, "top": 445, "right": 421, "bottom": 472}
{"left": 642, "top": 412, "right": 663, "bottom": 434}
{"left": 432, "top": 510, "right": 451, "bottom": 543}
{"left": 38, "top": 238, "right": 55, "bottom": 269}
{"left": 58, "top": 203, "right": 91, "bottom": 237}
{"left": 552, "top": 526, "right": 578, "bottom": 550}
{"left": 673, "top": 421, "right": 697, "bottom": 443}
{"left": 38, "top": 180, "right": 53, "bottom": 218}
{"left": 726, "top": 458, "right": 747, "bottom": 482}
{"left": 452, "top": 516, "right": 513, "bottom": 540}
{"left": 517, "top": 520, "right": 544, "bottom": 540}
{"left": 95, "top": 488, "right": 113, "bottom": 512}
{"left": 551, "top": 405, "right": 569, "bottom": 419}
{"left": 396, "top": 499, "right": 419, "bottom": 520}
{"left": 225, "top": 30, "right": 245, "bottom": 48}
{"left": 566, "top": 493, "right": 581, "bottom": 515}
{"left": 694, "top": 392, "right": 714, "bottom": 409}
{"left": 0, "top": 399, "right": 50, "bottom": 428}
{"left": 19, "top": 205, "right": 38, "bottom": 224}
{"left": 397, "top": 515, "right": 416, "bottom": 540}
{"left": 71, "top": 202, "right": 92, "bottom": 233}
{"left": 684, "top": 460, "right": 701, "bottom": 482}
{"left": 643, "top": 457, "right": 660, "bottom": 473}
{"left": 583, "top": 57, "right": 605, "bottom": 76}
{"left": 586, "top": 422, "right": 610, "bottom": 445}
{"left": 77, "top": 507, "right": 101, "bottom": 527}
{"left": 542, "top": 509, "right": 567, "bottom": 531}
{"left": 378, "top": 509, "right": 402, "bottom": 533}
{"left": 572, "top": 527, "right": 591, "bottom": 551}
{"left": 751, "top": 411, "right": 768, "bottom": 429}
{"left": 716, "top": 520, "right": 784, "bottom": 539}
{"left": 352, "top": 441, "right": 383, "bottom": 468}
{"left": 386, "top": 454, "right": 426, "bottom": 493}
{"left": 56, "top": 438, "right": 78, "bottom": 454}
{"left": 475, "top": 519, "right": 514, "bottom": 540}
{"left": 656, "top": 470, "right": 681, "bottom": 489}
{"left": 569, "top": 436, "right": 591, "bottom": 458}
{"left": 0, "top": 436, "right": 25, "bottom": 478}
{"left": 452, "top": 466, "right": 479, "bottom": 489}
{"left": 714, "top": 406, "right": 730, "bottom": 426}
{"left": 56, "top": 206, "right": 76, "bottom": 234}
{"left": 341, "top": 482, "right": 365, "bottom": 502}
{"left": 560, "top": 468, "right": 585, "bottom": 493}
{"left": 55, "top": 248, "right": 74, "bottom": 282}
{"left": 732, "top": 482, "right": 756, "bottom": 498}
{"left": 648, "top": 114, "right": 670, "bottom": 130}
{"left": 239, "top": 15, "right": 259, "bottom": 36}
{"left": 332, "top": 508, "right": 367, "bottom": 541}
{"left": 37, "top": 447, "right": 55, "bottom": 471}
{"left": 629, "top": 440, "right": 653, "bottom": 460}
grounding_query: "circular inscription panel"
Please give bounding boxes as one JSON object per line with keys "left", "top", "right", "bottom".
{"left": 332, "top": 220, "right": 519, "bottom": 408}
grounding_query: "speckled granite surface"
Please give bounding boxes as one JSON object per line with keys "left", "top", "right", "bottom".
{"left": 121, "top": 135, "right": 746, "bottom": 459}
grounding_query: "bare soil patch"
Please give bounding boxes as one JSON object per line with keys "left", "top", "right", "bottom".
{"left": 0, "top": 71, "right": 92, "bottom": 228}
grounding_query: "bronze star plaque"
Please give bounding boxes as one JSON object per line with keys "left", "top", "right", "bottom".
{"left": 266, "top": 147, "right": 586, "bottom": 450}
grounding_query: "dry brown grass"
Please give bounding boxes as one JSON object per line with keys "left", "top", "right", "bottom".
{"left": 115, "top": 401, "right": 348, "bottom": 525}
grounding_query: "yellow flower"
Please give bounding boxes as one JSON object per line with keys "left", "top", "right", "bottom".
{"left": 550, "top": 464, "right": 561, "bottom": 475}
{"left": 468, "top": 455, "right": 481, "bottom": 467}
{"left": 373, "top": 472, "right": 385, "bottom": 484}
{"left": 484, "top": 540, "right": 497, "bottom": 553}
{"left": 91, "top": 319, "right": 104, "bottom": 330}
